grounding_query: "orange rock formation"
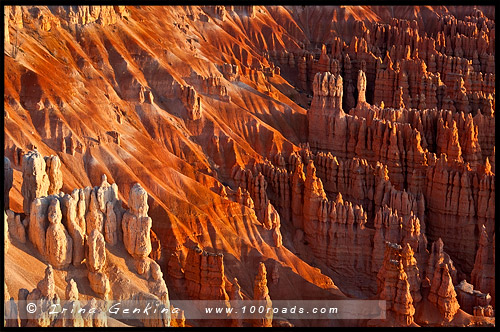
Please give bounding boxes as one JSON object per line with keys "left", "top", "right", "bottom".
{"left": 3, "top": 5, "right": 495, "bottom": 328}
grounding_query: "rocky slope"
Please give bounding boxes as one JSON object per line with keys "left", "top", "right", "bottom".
{"left": 4, "top": 5, "right": 495, "bottom": 327}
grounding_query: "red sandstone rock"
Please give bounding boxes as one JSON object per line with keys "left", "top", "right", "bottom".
{"left": 4, "top": 282, "right": 19, "bottom": 327}
{"left": 4, "top": 157, "right": 13, "bottom": 209}
{"left": 428, "top": 263, "right": 460, "bottom": 322}
{"left": 455, "top": 279, "right": 492, "bottom": 314}
{"left": 86, "top": 190, "right": 104, "bottom": 235}
{"left": 167, "top": 249, "right": 186, "bottom": 294}
{"left": 6, "top": 210, "right": 26, "bottom": 243}
{"left": 253, "top": 262, "right": 273, "bottom": 327}
{"left": 21, "top": 150, "right": 50, "bottom": 215}
{"left": 184, "top": 245, "right": 229, "bottom": 302}
{"left": 45, "top": 199, "right": 72, "bottom": 268}
{"left": 61, "top": 193, "right": 84, "bottom": 266}
{"left": 86, "top": 229, "right": 110, "bottom": 298}
{"left": 376, "top": 242, "right": 415, "bottom": 326}
{"left": 122, "top": 183, "right": 153, "bottom": 260}
{"left": 104, "top": 201, "right": 118, "bottom": 245}
{"left": 44, "top": 155, "right": 62, "bottom": 195}
{"left": 471, "top": 225, "right": 495, "bottom": 306}
{"left": 356, "top": 70, "right": 370, "bottom": 109}
{"left": 149, "top": 229, "right": 161, "bottom": 261}
{"left": 28, "top": 197, "right": 51, "bottom": 257}
{"left": 4, "top": 212, "right": 10, "bottom": 256}
{"left": 181, "top": 85, "right": 202, "bottom": 120}
{"left": 25, "top": 265, "right": 59, "bottom": 327}
{"left": 53, "top": 279, "right": 84, "bottom": 327}
{"left": 3, "top": 5, "right": 496, "bottom": 328}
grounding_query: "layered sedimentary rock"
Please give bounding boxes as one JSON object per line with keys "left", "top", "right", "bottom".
{"left": 349, "top": 107, "right": 486, "bottom": 169}
{"left": 149, "top": 261, "right": 169, "bottom": 297}
{"left": 474, "top": 110, "right": 495, "bottom": 160}
{"left": 184, "top": 245, "right": 230, "bottom": 301}
{"left": 424, "top": 238, "right": 457, "bottom": 285}
{"left": 29, "top": 195, "right": 57, "bottom": 256}
{"left": 235, "top": 151, "right": 429, "bottom": 294}
{"left": 425, "top": 155, "right": 494, "bottom": 273}
{"left": 308, "top": 71, "right": 429, "bottom": 191}
{"left": 308, "top": 69, "right": 493, "bottom": 274}
{"left": 6, "top": 209, "right": 26, "bottom": 243}
{"left": 44, "top": 155, "right": 63, "bottom": 195}
{"left": 87, "top": 229, "right": 107, "bottom": 273}
{"left": 4, "top": 283, "right": 19, "bottom": 327}
{"left": 53, "top": 279, "right": 84, "bottom": 327}
{"left": 23, "top": 163, "right": 126, "bottom": 268}
{"left": 372, "top": 206, "right": 428, "bottom": 275}
{"left": 167, "top": 249, "right": 186, "bottom": 293}
{"left": 132, "top": 291, "right": 170, "bottom": 327}
{"left": 428, "top": 263, "right": 460, "bottom": 322}
{"left": 86, "top": 229, "right": 110, "bottom": 298}
{"left": 16, "top": 161, "right": 169, "bottom": 323}
{"left": 253, "top": 262, "right": 273, "bottom": 327}
{"left": 276, "top": 8, "right": 494, "bottom": 117}
{"left": 300, "top": 160, "right": 372, "bottom": 274}
{"left": 104, "top": 201, "right": 118, "bottom": 245}
{"left": 455, "top": 280, "right": 492, "bottom": 315}
{"left": 21, "top": 150, "right": 50, "bottom": 215}
{"left": 122, "top": 183, "right": 153, "bottom": 260}
{"left": 4, "top": 157, "right": 13, "bottom": 209}
{"left": 308, "top": 72, "right": 345, "bottom": 154}
{"left": 401, "top": 243, "right": 422, "bottom": 304}
{"left": 86, "top": 190, "right": 104, "bottom": 235}
{"left": 181, "top": 85, "right": 202, "bottom": 120}
{"left": 4, "top": 212, "right": 10, "bottom": 255}
{"left": 149, "top": 229, "right": 161, "bottom": 261}
{"left": 230, "top": 278, "right": 244, "bottom": 327}
{"left": 198, "top": 74, "right": 231, "bottom": 102}
{"left": 79, "top": 298, "right": 108, "bottom": 327}
{"left": 471, "top": 225, "right": 495, "bottom": 306}
{"left": 376, "top": 242, "right": 416, "bottom": 326}
{"left": 356, "top": 70, "right": 370, "bottom": 110}
{"left": 88, "top": 175, "right": 123, "bottom": 242}
{"left": 130, "top": 257, "right": 171, "bottom": 326}
{"left": 25, "top": 265, "right": 59, "bottom": 327}
{"left": 61, "top": 192, "right": 85, "bottom": 265}
{"left": 311, "top": 150, "right": 426, "bottom": 224}
{"left": 3, "top": 4, "right": 496, "bottom": 329}
{"left": 45, "top": 199, "right": 73, "bottom": 268}
{"left": 231, "top": 165, "right": 283, "bottom": 247}
{"left": 58, "top": 5, "right": 128, "bottom": 26}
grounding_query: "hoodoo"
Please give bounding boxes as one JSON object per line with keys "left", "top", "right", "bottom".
{"left": 4, "top": 5, "right": 495, "bottom": 328}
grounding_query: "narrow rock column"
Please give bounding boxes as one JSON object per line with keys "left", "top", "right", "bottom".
{"left": 45, "top": 198, "right": 73, "bottom": 268}
{"left": 54, "top": 279, "right": 84, "bottom": 327}
{"left": 21, "top": 150, "right": 50, "bottom": 215}
{"left": 45, "top": 155, "right": 63, "bottom": 195}
{"left": 428, "top": 263, "right": 460, "bottom": 322}
{"left": 4, "top": 157, "right": 13, "bottom": 209}
{"left": 4, "top": 211, "right": 10, "bottom": 255}
{"left": 86, "top": 229, "right": 110, "bottom": 298}
{"left": 62, "top": 193, "right": 85, "bottom": 266}
{"left": 26, "top": 265, "right": 59, "bottom": 327}
{"left": 357, "top": 70, "right": 369, "bottom": 108}
{"left": 122, "top": 183, "right": 153, "bottom": 261}
{"left": 253, "top": 262, "right": 273, "bottom": 327}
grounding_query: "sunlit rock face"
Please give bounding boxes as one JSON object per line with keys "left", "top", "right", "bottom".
{"left": 4, "top": 5, "right": 495, "bottom": 328}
